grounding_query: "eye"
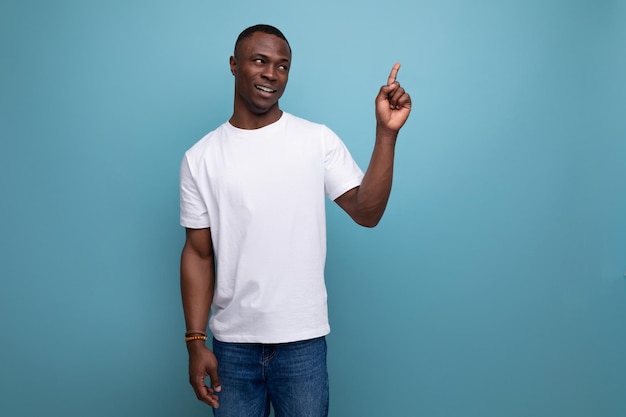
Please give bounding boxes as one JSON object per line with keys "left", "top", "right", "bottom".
{"left": 278, "top": 64, "right": 289, "bottom": 71}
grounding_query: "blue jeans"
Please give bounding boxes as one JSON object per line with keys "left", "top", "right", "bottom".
{"left": 212, "top": 336, "right": 329, "bottom": 417}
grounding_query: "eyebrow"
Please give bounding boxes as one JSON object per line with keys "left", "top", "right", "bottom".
{"left": 251, "top": 53, "right": 290, "bottom": 63}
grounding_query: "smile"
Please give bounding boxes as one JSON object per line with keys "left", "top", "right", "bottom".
{"left": 255, "top": 85, "right": 276, "bottom": 93}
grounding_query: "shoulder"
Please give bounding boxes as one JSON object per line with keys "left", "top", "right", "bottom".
{"left": 282, "top": 112, "right": 336, "bottom": 136}
{"left": 183, "top": 122, "right": 230, "bottom": 162}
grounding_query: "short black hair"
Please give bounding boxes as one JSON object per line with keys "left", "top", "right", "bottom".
{"left": 234, "top": 24, "right": 291, "bottom": 55}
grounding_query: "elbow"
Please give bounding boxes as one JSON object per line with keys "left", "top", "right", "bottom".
{"left": 359, "top": 221, "right": 379, "bottom": 228}
{"left": 350, "top": 204, "right": 387, "bottom": 228}
{"left": 337, "top": 190, "right": 388, "bottom": 228}
{"left": 352, "top": 213, "right": 382, "bottom": 228}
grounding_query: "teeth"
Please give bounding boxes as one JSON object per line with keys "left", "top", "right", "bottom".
{"left": 256, "top": 85, "right": 275, "bottom": 93}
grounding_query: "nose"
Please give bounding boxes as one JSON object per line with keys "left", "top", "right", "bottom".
{"left": 262, "top": 65, "right": 277, "bottom": 80}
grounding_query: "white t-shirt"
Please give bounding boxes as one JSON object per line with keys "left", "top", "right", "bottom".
{"left": 180, "top": 112, "right": 363, "bottom": 343}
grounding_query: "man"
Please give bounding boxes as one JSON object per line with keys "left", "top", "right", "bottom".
{"left": 180, "top": 24, "right": 411, "bottom": 417}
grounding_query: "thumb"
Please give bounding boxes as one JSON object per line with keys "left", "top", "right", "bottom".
{"left": 376, "top": 85, "right": 390, "bottom": 105}
{"left": 207, "top": 366, "right": 222, "bottom": 392}
{"left": 377, "top": 83, "right": 398, "bottom": 102}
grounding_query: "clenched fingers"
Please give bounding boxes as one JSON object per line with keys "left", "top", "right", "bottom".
{"left": 191, "top": 376, "right": 220, "bottom": 408}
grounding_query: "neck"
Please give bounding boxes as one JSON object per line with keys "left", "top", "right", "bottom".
{"left": 229, "top": 108, "right": 283, "bottom": 130}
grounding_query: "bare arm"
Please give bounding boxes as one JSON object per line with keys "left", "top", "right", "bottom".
{"left": 180, "top": 227, "right": 221, "bottom": 408}
{"left": 335, "top": 63, "right": 412, "bottom": 227}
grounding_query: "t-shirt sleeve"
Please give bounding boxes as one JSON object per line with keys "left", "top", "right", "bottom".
{"left": 179, "top": 153, "right": 210, "bottom": 228}
{"left": 322, "top": 127, "right": 364, "bottom": 200}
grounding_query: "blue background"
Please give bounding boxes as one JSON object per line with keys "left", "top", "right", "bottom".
{"left": 1, "top": 1, "right": 625, "bottom": 416}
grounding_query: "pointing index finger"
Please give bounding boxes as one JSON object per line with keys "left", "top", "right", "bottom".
{"left": 387, "top": 62, "right": 401, "bottom": 86}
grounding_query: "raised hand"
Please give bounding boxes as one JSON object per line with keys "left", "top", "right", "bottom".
{"left": 375, "top": 63, "right": 412, "bottom": 134}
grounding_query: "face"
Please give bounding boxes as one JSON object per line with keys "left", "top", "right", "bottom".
{"left": 230, "top": 31, "right": 291, "bottom": 117}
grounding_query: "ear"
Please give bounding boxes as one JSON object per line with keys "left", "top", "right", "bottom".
{"left": 229, "top": 56, "right": 236, "bottom": 76}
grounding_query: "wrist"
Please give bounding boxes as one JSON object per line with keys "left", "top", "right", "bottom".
{"left": 375, "top": 123, "right": 399, "bottom": 144}
{"left": 186, "top": 338, "right": 208, "bottom": 353}
{"left": 184, "top": 329, "right": 208, "bottom": 352}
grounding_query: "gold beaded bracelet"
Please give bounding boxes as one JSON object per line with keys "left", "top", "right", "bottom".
{"left": 185, "top": 335, "right": 208, "bottom": 343}
{"left": 185, "top": 330, "right": 207, "bottom": 337}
